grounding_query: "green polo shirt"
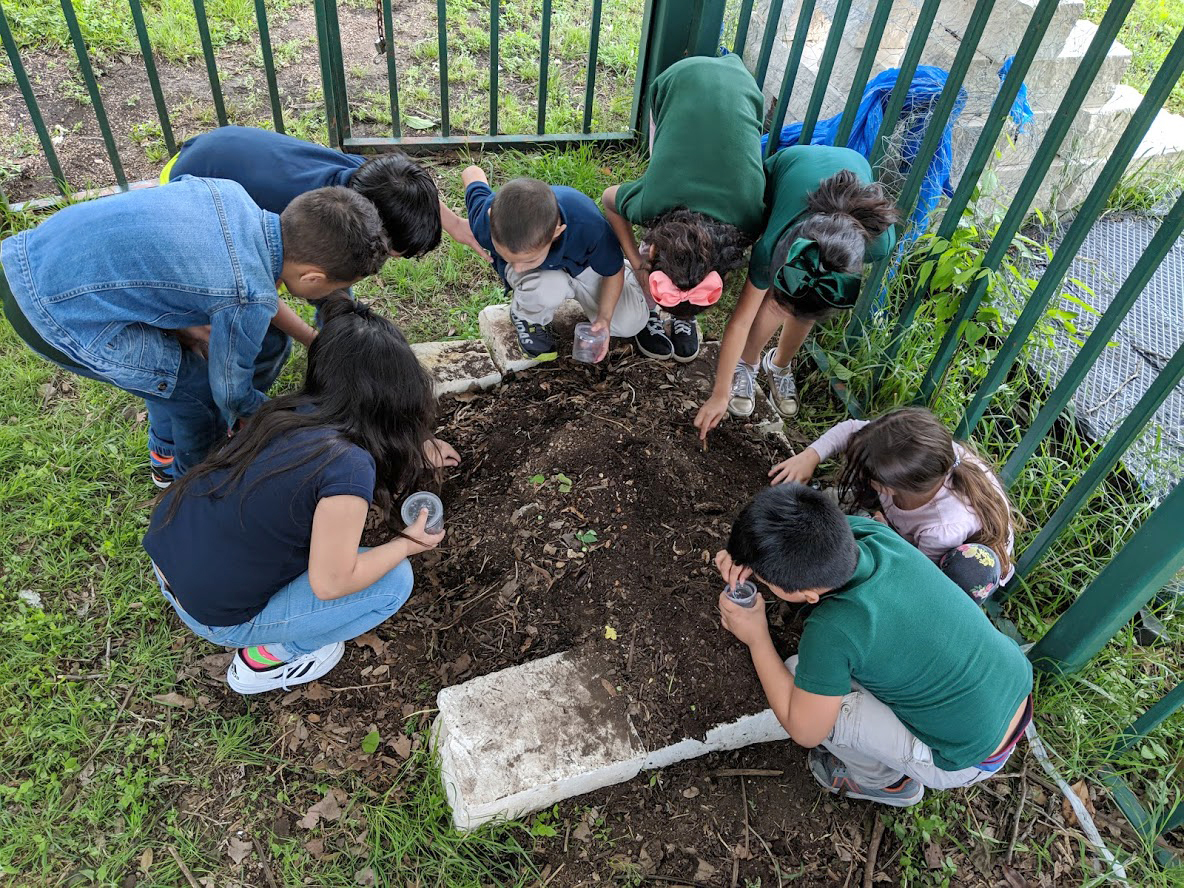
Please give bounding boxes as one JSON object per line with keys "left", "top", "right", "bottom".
{"left": 616, "top": 54, "right": 766, "bottom": 236}
{"left": 748, "top": 145, "right": 896, "bottom": 289}
{"left": 794, "top": 517, "right": 1032, "bottom": 771}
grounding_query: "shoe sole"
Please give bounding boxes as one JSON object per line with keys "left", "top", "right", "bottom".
{"left": 727, "top": 402, "right": 755, "bottom": 418}
{"left": 770, "top": 400, "right": 799, "bottom": 418}
{"left": 227, "top": 642, "right": 345, "bottom": 695}
{"left": 151, "top": 475, "right": 173, "bottom": 489}
{"left": 527, "top": 351, "right": 558, "bottom": 363}
{"left": 672, "top": 346, "right": 700, "bottom": 364}
{"left": 634, "top": 342, "right": 674, "bottom": 361}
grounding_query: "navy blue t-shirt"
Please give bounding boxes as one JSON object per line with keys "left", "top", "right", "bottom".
{"left": 465, "top": 182, "right": 624, "bottom": 281}
{"left": 143, "top": 427, "right": 376, "bottom": 626}
{"left": 169, "top": 126, "right": 365, "bottom": 214}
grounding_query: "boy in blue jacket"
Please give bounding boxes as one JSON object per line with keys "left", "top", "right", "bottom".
{"left": 1, "top": 177, "right": 388, "bottom": 485}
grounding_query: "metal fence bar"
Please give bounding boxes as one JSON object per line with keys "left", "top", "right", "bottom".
{"left": 59, "top": 0, "right": 127, "bottom": 188}
{"left": 1109, "top": 682, "right": 1184, "bottom": 757}
{"left": 323, "top": 0, "right": 351, "bottom": 144}
{"left": 851, "top": 0, "right": 995, "bottom": 336}
{"left": 733, "top": 0, "right": 756, "bottom": 56}
{"left": 0, "top": 2, "right": 67, "bottom": 193}
{"left": 871, "top": 0, "right": 1064, "bottom": 393}
{"left": 490, "top": 0, "right": 500, "bottom": 135}
{"left": 1016, "top": 340, "right": 1184, "bottom": 578}
{"left": 834, "top": 0, "right": 893, "bottom": 147}
{"left": 689, "top": 0, "right": 727, "bottom": 56}
{"left": 797, "top": 0, "right": 853, "bottom": 146}
{"left": 1027, "top": 476, "right": 1184, "bottom": 674}
{"left": 764, "top": 0, "right": 816, "bottom": 160}
{"left": 381, "top": 0, "right": 401, "bottom": 137}
{"left": 538, "top": 0, "right": 552, "bottom": 134}
{"left": 191, "top": 0, "right": 228, "bottom": 126}
{"left": 867, "top": 0, "right": 942, "bottom": 169}
{"left": 314, "top": 0, "right": 339, "bottom": 147}
{"left": 436, "top": 0, "right": 450, "bottom": 136}
{"left": 582, "top": 0, "right": 603, "bottom": 134}
{"left": 916, "top": 0, "right": 1138, "bottom": 403}
{"left": 343, "top": 133, "right": 635, "bottom": 153}
{"left": 958, "top": 28, "right": 1184, "bottom": 437}
{"left": 128, "top": 0, "right": 176, "bottom": 153}
{"left": 1002, "top": 192, "right": 1184, "bottom": 487}
{"left": 255, "top": 0, "right": 284, "bottom": 133}
{"left": 753, "top": 0, "right": 785, "bottom": 89}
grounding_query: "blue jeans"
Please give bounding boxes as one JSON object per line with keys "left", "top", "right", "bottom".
{"left": 156, "top": 555, "right": 414, "bottom": 658}
{"left": 146, "top": 324, "right": 291, "bottom": 475}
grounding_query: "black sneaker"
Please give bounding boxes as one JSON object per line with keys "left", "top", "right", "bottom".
{"left": 633, "top": 310, "right": 673, "bottom": 360}
{"left": 510, "top": 310, "right": 557, "bottom": 360}
{"left": 670, "top": 317, "right": 700, "bottom": 363}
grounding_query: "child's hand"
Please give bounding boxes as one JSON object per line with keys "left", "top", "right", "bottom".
{"left": 871, "top": 510, "right": 887, "bottom": 524}
{"left": 456, "top": 227, "right": 493, "bottom": 263}
{"left": 424, "top": 437, "right": 461, "bottom": 469}
{"left": 174, "top": 324, "right": 212, "bottom": 359}
{"left": 589, "top": 317, "right": 612, "bottom": 362}
{"left": 714, "top": 548, "right": 752, "bottom": 589}
{"left": 402, "top": 508, "right": 446, "bottom": 554}
{"left": 718, "top": 588, "right": 769, "bottom": 647}
{"left": 694, "top": 394, "right": 730, "bottom": 442}
{"left": 768, "top": 448, "right": 820, "bottom": 486}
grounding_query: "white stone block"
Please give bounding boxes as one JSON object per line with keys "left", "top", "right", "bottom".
{"left": 478, "top": 304, "right": 546, "bottom": 374}
{"left": 1134, "top": 108, "right": 1184, "bottom": 168}
{"left": 411, "top": 339, "right": 502, "bottom": 397}
{"left": 641, "top": 709, "right": 789, "bottom": 770}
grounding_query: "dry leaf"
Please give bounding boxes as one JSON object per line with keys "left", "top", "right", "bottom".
{"left": 303, "top": 837, "right": 325, "bottom": 859}
{"left": 681, "top": 787, "right": 700, "bottom": 799}
{"left": 1061, "top": 779, "right": 1095, "bottom": 828}
{"left": 138, "top": 848, "right": 153, "bottom": 873}
{"left": 152, "top": 692, "right": 195, "bottom": 709}
{"left": 226, "top": 836, "right": 252, "bottom": 865}
{"left": 451, "top": 652, "right": 472, "bottom": 676}
{"left": 572, "top": 822, "right": 592, "bottom": 843}
{"left": 299, "top": 788, "right": 347, "bottom": 829}
{"left": 354, "top": 632, "right": 385, "bottom": 656}
{"left": 305, "top": 682, "right": 331, "bottom": 701}
{"left": 693, "top": 858, "right": 718, "bottom": 882}
{"left": 354, "top": 866, "right": 377, "bottom": 886}
{"left": 923, "top": 841, "right": 943, "bottom": 870}
{"left": 388, "top": 734, "right": 413, "bottom": 760}
{"left": 1001, "top": 863, "right": 1030, "bottom": 888}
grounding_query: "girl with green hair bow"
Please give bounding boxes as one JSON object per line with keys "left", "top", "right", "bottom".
{"left": 694, "top": 146, "right": 899, "bottom": 441}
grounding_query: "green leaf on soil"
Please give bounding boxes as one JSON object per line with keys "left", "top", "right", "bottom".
{"left": 576, "top": 529, "right": 598, "bottom": 544}
{"left": 555, "top": 472, "right": 573, "bottom": 493}
{"left": 529, "top": 474, "right": 545, "bottom": 485}
{"left": 361, "top": 729, "right": 381, "bottom": 755}
{"left": 404, "top": 115, "right": 437, "bottom": 130}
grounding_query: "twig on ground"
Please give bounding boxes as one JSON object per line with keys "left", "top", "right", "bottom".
{"left": 167, "top": 846, "right": 200, "bottom": 888}
{"left": 542, "top": 863, "right": 566, "bottom": 887}
{"left": 711, "top": 768, "right": 784, "bottom": 778}
{"left": 1007, "top": 762, "right": 1029, "bottom": 864}
{"left": 841, "top": 819, "right": 867, "bottom": 888}
{"left": 57, "top": 672, "right": 106, "bottom": 681}
{"left": 862, "top": 817, "right": 885, "bottom": 888}
{"left": 747, "top": 825, "right": 784, "bottom": 888}
{"left": 322, "top": 680, "right": 398, "bottom": 693}
{"left": 79, "top": 685, "right": 134, "bottom": 774}
{"left": 252, "top": 837, "right": 279, "bottom": 888}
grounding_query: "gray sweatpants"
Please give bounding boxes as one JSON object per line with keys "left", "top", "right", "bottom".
{"left": 504, "top": 265, "right": 650, "bottom": 338}
{"left": 786, "top": 655, "right": 1013, "bottom": 792}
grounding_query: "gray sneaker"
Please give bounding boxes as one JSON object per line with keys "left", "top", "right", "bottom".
{"left": 807, "top": 748, "right": 923, "bottom": 808}
{"left": 762, "top": 349, "right": 799, "bottom": 417}
{"left": 727, "top": 362, "right": 757, "bottom": 417}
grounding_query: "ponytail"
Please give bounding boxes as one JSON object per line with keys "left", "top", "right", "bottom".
{"left": 946, "top": 440, "right": 1024, "bottom": 577}
{"left": 806, "top": 169, "right": 898, "bottom": 242}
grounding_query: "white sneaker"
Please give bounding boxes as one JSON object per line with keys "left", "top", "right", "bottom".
{"left": 226, "top": 642, "right": 345, "bottom": 695}
{"left": 728, "top": 362, "right": 757, "bottom": 417}
{"left": 762, "top": 350, "right": 799, "bottom": 417}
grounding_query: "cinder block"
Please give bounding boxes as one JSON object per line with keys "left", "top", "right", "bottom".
{"left": 435, "top": 647, "right": 791, "bottom": 830}
{"left": 411, "top": 339, "right": 502, "bottom": 397}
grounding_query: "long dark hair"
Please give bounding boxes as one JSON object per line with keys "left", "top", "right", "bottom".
{"left": 838, "top": 407, "right": 1021, "bottom": 574}
{"left": 770, "top": 170, "right": 899, "bottom": 320}
{"left": 163, "top": 297, "right": 436, "bottom": 520}
{"left": 644, "top": 207, "right": 753, "bottom": 292}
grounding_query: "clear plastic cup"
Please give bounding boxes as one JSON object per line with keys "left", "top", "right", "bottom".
{"left": 724, "top": 580, "right": 758, "bottom": 608}
{"left": 400, "top": 491, "right": 444, "bottom": 533}
{"left": 572, "top": 322, "right": 608, "bottom": 364}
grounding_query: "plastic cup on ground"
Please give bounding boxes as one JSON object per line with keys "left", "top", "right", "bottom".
{"left": 572, "top": 322, "right": 608, "bottom": 363}
{"left": 400, "top": 491, "right": 444, "bottom": 533}
{"left": 725, "top": 580, "right": 759, "bottom": 608}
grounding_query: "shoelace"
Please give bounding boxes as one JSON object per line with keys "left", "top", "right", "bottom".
{"left": 645, "top": 313, "right": 666, "bottom": 336}
{"left": 671, "top": 318, "right": 695, "bottom": 336}
{"left": 731, "top": 364, "right": 755, "bottom": 398}
{"left": 766, "top": 357, "right": 797, "bottom": 398}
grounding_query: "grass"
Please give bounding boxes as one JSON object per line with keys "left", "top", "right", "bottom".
{"left": 2, "top": 137, "right": 1182, "bottom": 882}
{"left": 1086, "top": 0, "right": 1184, "bottom": 115}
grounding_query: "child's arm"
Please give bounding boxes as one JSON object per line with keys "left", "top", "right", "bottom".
{"left": 461, "top": 165, "right": 489, "bottom": 188}
{"left": 308, "top": 495, "right": 444, "bottom": 600}
{"left": 693, "top": 276, "right": 767, "bottom": 442}
{"left": 768, "top": 419, "right": 870, "bottom": 485}
{"left": 588, "top": 269, "right": 626, "bottom": 359}
{"left": 439, "top": 199, "right": 492, "bottom": 262}
{"left": 601, "top": 186, "right": 647, "bottom": 289}
{"left": 272, "top": 301, "right": 317, "bottom": 348}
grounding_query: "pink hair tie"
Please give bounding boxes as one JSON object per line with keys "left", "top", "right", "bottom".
{"left": 649, "top": 270, "right": 724, "bottom": 308}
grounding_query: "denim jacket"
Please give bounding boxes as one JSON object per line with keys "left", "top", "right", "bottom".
{"left": 0, "top": 175, "right": 283, "bottom": 424}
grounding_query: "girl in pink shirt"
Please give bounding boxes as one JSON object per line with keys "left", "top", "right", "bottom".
{"left": 770, "top": 407, "right": 1021, "bottom": 603}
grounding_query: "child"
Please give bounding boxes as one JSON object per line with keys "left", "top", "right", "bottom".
{"left": 463, "top": 167, "right": 649, "bottom": 360}
{"left": 769, "top": 407, "right": 1019, "bottom": 603}
{"left": 0, "top": 177, "right": 388, "bottom": 484}
{"left": 693, "top": 147, "right": 898, "bottom": 437}
{"left": 142, "top": 298, "right": 459, "bottom": 694}
{"left": 163, "top": 125, "right": 487, "bottom": 265}
{"left": 602, "top": 54, "right": 766, "bottom": 362}
{"left": 717, "top": 484, "right": 1033, "bottom": 806}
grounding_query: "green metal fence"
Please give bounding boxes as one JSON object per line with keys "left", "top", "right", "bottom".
{"left": 1, "top": 0, "right": 1183, "bottom": 857}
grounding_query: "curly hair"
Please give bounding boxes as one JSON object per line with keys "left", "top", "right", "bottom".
{"left": 644, "top": 207, "right": 753, "bottom": 291}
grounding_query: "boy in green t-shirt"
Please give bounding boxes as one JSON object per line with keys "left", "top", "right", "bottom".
{"left": 716, "top": 484, "right": 1033, "bottom": 806}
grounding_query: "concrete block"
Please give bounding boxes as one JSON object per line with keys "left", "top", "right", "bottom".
{"left": 435, "top": 647, "right": 790, "bottom": 830}
{"left": 411, "top": 339, "right": 502, "bottom": 397}
{"left": 1134, "top": 108, "right": 1184, "bottom": 168}
{"left": 477, "top": 301, "right": 590, "bottom": 375}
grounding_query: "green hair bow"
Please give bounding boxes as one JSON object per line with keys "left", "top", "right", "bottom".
{"left": 773, "top": 238, "right": 862, "bottom": 310}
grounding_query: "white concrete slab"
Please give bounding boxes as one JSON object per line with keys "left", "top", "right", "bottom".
{"left": 412, "top": 339, "right": 502, "bottom": 397}
{"left": 477, "top": 301, "right": 590, "bottom": 374}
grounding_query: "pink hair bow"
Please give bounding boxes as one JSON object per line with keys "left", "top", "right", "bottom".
{"left": 649, "top": 270, "right": 724, "bottom": 308}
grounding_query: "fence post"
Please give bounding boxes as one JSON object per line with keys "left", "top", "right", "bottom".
{"left": 636, "top": 0, "right": 726, "bottom": 129}
{"left": 1027, "top": 479, "right": 1184, "bottom": 675}
{"left": 314, "top": 0, "right": 350, "bottom": 149}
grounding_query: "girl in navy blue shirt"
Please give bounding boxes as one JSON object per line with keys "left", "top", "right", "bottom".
{"left": 144, "top": 298, "right": 459, "bottom": 694}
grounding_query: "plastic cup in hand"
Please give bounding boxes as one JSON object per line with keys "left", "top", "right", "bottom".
{"left": 400, "top": 491, "right": 444, "bottom": 533}
{"left": 572, "top": 322, "right": 608, "bottom": 363}
{"left": 725, "top": 580, "right": 758, "bottom": 608}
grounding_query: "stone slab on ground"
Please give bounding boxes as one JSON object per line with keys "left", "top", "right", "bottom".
{"left": 435, "top": 648, "right": 789, "bottom": 830}
{"left": 411, "top": 339, "right": 502, "bottom": 397}
{"left": 478, "top": 301, "right": 590, "bottom": 374}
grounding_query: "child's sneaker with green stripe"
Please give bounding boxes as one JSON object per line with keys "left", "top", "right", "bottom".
{"left": 149, "top": 450, "right": 175, "bottom": 489}
{"left": 227, "top": 642, "right": 345, "bottom": 695}
{"left": 807, "top": 748, "right": 923, "bottom": 807}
